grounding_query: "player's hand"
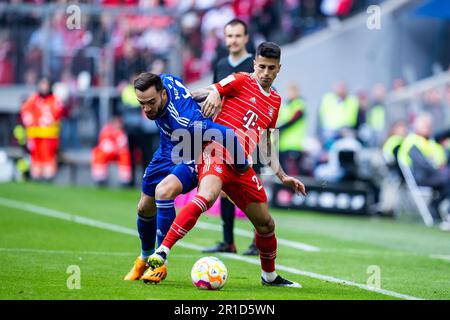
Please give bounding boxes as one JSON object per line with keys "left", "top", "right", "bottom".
{"left": 202, "top": 90, "right": 222, "bottom": 118}
{"left": 234, "top": 155, "right": 253, "bottom": 174}
{"left": 281, "top": 176, "right": 307, "bottom": 196}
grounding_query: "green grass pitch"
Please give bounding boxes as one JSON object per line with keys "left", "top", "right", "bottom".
{"left": 0, "top": 182, "right": 449, "bottom": 300}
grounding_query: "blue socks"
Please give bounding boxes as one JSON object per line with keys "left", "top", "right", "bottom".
{"left": 156, "top": 200, "right": 176, "bottom": 247}
{"left": 137, "top": 214, "right": 156, "bottom": 259}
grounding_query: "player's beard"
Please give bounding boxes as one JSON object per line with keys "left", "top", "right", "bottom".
{"left": 146, "top": 95, "right": 165, "bottom": 120}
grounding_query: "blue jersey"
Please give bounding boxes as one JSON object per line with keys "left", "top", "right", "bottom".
{"left": 142, "top": 74, "right": 248, "bottom": 198}
{"left": 155, "top": 74, "right": 205, "bottom": 158}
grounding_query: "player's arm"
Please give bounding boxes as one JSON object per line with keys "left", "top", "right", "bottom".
{"left": 192, "top": 74, "right": 246, "bottom": 118}
{"left": 191, "top": 85, "right": 222, "bottom": 118}
{"left": 260, "top": 129, "right": 307, "bottom": 196}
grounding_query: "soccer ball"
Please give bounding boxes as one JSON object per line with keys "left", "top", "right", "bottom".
{"left": 191, "top": 256, "right": 228, "bottom": 290}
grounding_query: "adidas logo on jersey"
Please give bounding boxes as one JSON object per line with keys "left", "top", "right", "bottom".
{"left": 250, "top": 97, "right": 256, "bottom": 104}
{"left": 214, "top": 165, "right": 223, "bottom": 174}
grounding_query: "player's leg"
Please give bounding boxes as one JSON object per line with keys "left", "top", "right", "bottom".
{"left": 243, "top": 157, "right": 263, "bottom": 256}
{"left": 157, "top": 174, "right": 222, "bottom": 254}
{"left": 154, "top": 161, "right": 198, "bottom": 246}
{"left": 202, "top": 195, "right": 237, "bottom": 253}
{"left": 125, "top": 158, "right": 168, "bottom": 280}
{"left": 244, "top": 201, "right": 301, "bottom": 288}
{"left": 224, "top": 169, "right": 301, "bottom": 288}
{"left": 154, "top": 174, "right": 183, "bottom": 247}
{"left": 144, "top": 174, "right": 223, "bottom": 283}
{"left": 124, "top": 192, "right": 157, "bottom": 280}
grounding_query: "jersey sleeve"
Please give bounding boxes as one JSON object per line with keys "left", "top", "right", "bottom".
{"left": 213, "top": 73, "right": 247, "bottom": 97}
{"left": 269, "top": 98, "right": 281, "bottom": 129}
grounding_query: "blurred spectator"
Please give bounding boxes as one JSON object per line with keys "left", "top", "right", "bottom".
{"left": 315, "top": 128, "right": 362, "bottom": 182}
{"left": 319, "top": 82, "right": 360, "bottom": 149}
{"left": 382, "top": 121, "right": 408, "bottom": 168}
{"left": 321, "top": 0, "right": 354, "bottom": 17}
{"left": 392, "top": 78, "right": 406, "bottom": 92}
{"left": 20, "top": 77, "right": 64, "bottom": 181}
{"left": 115, "top": 39, "right": 147, "bottom": 86}
{"left": 54, "top": 69, "right": 82, "bottom": 151}
{"left": 12, "top": 115, "right": 30, "bottom": 182}
{"left": 356, "top": 90, "right": 370, "bottom": 128}
{"left": 91, "top": 116, "right": 132, "bottom": 187}
{"left": 277, "top": 82, "right": 309, "bottom": 176}
{"left": 0, "top": 32, "right": 15, "bottom": 84}
{"left": 398, "top": 113, "right": 449, "bottom": 221}
{"left": 365, "top": 83, "right": 387, "bottom": 146}
{"left": 367, "top": 84, "right": 386, "bottom": 130}
{"left": 422, "top": 88, "right": 445, "bottom": 133}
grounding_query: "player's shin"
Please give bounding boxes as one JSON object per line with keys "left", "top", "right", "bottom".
{"left": 155, "top": 200, "right": 176, "bottom": 247}
{"left": 137, "top": 214, "right": 157, "bottom": 259}
{"left": 255, "top": 230, "right": 278, "bottom": 282}
{"left": 161, "top": 195, "right": 210, "bottom": 250}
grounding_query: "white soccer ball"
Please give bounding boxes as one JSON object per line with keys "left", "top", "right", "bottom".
{"left": 191, "top": 256, "right": 228, "bottom": 290}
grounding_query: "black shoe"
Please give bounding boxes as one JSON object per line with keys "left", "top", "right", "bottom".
{"left": 243, "top": 243, "right": 258, "bottom": 256}
{"left": 261, "top": 275, "right": 302, "bottom": 288}
{"left": 202, "top": 242, "right": 237, "bottom": 253}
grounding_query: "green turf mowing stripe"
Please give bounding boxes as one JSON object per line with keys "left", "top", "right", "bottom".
{"left": 197, "top": 221, "right": 320, "bottom": 252}
{"left": 0, "top": 196, "right": 423, "bottom": 300}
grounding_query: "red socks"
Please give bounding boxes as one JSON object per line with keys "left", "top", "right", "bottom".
{"left": 255, "top": 230, "right": 277, "bottom": 273}
{"left": 162, "top": 195, "right": 210, "bottom": 249}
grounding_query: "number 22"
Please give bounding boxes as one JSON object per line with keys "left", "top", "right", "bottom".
{"left": 252, "top": 175, "right": 262, "bottom": 190}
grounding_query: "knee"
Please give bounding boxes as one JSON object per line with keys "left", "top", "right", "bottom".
{"left": 137, "top": 200, "right": 155, "bottom": 218}
{"left": 255, "top": 217, "right": 275, "bottom": 235}
{"left": 199, "top": 189, "right": 220, "bottom": 207}
{"left": 155, "top": 182, "right": 178, "bottom": 200}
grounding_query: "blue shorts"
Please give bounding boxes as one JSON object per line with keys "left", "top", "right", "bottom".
{"left": 142, "top": 155, "right": 198, "bottom": 197}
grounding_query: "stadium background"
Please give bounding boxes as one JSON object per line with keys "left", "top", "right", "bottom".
{"left": 0, "top": 0, "right": 450, "bottom": 300}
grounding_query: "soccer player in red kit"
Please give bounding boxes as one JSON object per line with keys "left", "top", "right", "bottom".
{"left": 145, "top": 42, "right": 306, "bottom": 287}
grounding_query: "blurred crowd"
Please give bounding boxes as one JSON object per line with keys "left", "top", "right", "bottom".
{"left": 0, "top": 0, "right": 377, "bottom": 86}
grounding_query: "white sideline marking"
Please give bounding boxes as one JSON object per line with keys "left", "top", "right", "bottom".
{"left": 0, "top": 197, "right": 423, "bottom": 300}
{"left": 0, "top": 247, "right": 134, "bottom": 256}
{"left": 430, "top": 254, "right": 450, "bottom": 262}
{"left": 197, "top": 221, "right": 320, "bottom": 252}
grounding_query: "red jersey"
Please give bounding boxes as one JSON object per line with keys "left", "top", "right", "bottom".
{"left": 213, "top": 72, "right": 281, "bottom": 157}
{"left": 20, "top": 93, "right": 64, "bottom": 139}
{"left": 97, "top": 123, "right": 129, "bottom": 155}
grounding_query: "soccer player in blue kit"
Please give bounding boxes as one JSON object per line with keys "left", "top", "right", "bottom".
{"left": 124, "top": 72, "right": 248, "bottom": 281}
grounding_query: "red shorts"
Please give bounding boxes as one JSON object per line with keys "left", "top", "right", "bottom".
{"left": 198, "top": 152, "right": 267, "bottom": 211}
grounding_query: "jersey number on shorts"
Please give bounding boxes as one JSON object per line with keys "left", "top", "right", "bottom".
{"left": 252, "top": 175, "right": 263, "bottom": 190}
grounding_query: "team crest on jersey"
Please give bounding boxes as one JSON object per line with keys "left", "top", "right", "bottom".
{"left": 268, "top": 107, "right": 274, "bottom": 117}
{"left": 214, "top": 165, "right": 223, "bottom": 174}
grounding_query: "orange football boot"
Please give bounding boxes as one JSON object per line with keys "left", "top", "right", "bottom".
{"left": 141, "top": 265, "right": 167, "bottom": 284}
{"left": 124, "top": 257, "right": 149, "bottom": 281}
